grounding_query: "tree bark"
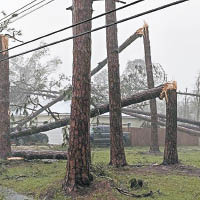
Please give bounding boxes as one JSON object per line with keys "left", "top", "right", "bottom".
{"left": 105, "top": 0, "right": 126, "bottom": 167}
{"left": 143, "top": 23, "right": 160, "bottom": 153}
{"left": 11, "top": 85, "right": 164, "bottom": 138}
{"left": 163, "top": 90, "right": 178, "bottom": 165}
{"left": 12, "top": 150, "right": 67, "bottom": 160}
{"left": 63, "top": 0, "right": 93, "bottom": 192}
{"left": 0, "top": 35, "right": 11, "bottom": 159}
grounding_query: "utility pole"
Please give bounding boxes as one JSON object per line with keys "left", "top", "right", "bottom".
{"left": 105, "top": 0, "right": 127, "bottom": 167}
{"left": 0, "top": 35, "right": 11, "bottom": 159}
{"left": 143, "top": 23, "right": 160, "bottom": 153}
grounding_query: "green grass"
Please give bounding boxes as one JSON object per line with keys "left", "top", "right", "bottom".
{"left": 0, "top": 195, "right": 5, "bottom": 200}
{"left": 0, "top": 160, "right": 66, "bottom": 199}
{"left": 92, "top": 146, "right": 200, "bottom": 167}
{"left": 0, "top": 146, "right": 200, "bottom": 199}
{"left": 106, "top": 173, "right": 200, "bottom": 200}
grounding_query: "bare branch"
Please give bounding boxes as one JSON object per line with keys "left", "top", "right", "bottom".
{"left": 13, "top": 89, "right": 71, "bottom": 131}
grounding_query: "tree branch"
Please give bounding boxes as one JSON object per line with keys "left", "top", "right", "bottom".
{"left": 13, "top": 89, "right": 71, "bottom": 131}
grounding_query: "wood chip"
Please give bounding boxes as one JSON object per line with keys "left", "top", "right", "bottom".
{"left": 7, "top": 157, "right": 24, "bottom": 161}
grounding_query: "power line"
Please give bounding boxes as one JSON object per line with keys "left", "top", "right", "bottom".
{"left": 0, "top": 0, "right": 38, "bottom": 23}
{"left": 178, "top": 92, "right": 200, "bottom": 98}
{"left": 0, "top": 0, "right": 189, "bottom": 62}
{"left": 10, "top": 0, "right": 56, "bottom": 24}
{"left": 0, "top": 0, "right": 49, "bottom": 26}
{"left": 0, "top": 0, "right": 145, "bottom": 54}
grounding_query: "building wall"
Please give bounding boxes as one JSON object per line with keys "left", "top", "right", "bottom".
{"left": 124, "top": 127, "right": 199, "bottom": 146}
{"left": 12, "top": 114, "right": 143, "bottom": 145}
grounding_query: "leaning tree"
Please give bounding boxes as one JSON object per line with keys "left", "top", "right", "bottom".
{"left": 143, "top": 23, "right": 160, "bottom": 153}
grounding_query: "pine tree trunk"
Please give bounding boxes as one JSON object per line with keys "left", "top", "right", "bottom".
{"left": 0, "top": 35, "right": 11, "bottom": 159}
{"left": 163, "top": 89, "right": 178, "bottom": 165}
{"left": 63, "top": 0, "right": 93, "bottom": 192}
{"left": 105, "top": 0, "right": 127, "bottom": 167}
{"left": 143, "top": 24, "right": 160, "bottom": 153}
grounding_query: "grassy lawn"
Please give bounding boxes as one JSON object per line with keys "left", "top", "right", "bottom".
{"left": 0, "top": 146, "right": 200, "bottom": 199}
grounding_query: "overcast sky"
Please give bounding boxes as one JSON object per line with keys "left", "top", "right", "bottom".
{"left": 1, "top": 0, "right": 200, "bottom": 92}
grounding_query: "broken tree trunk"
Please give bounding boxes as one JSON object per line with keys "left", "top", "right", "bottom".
{"left": 143, "top": 23, "right": 159, "bottom": 153}
{"left": 177, "top": 92, "right": 200, "bottom": 98}
{"left": 122, "top": 110, "right": 200, "bottom": 137}
{"left": 11, "top": 118, "right": 70, "bottom": 138}
{"left": 91, "top": 29, "right": 142, "bottom": 76}
{"left": 0, "top": 35, "right": 11, "bottom": 159}
{"left": 105, "top": 0, "right": 126, "bottom": 167}
{"left": 163, "top": 89, "right": 178, "bottom": 165}
{"left": 12, "top": 150, "right": 67, "bottom": 160}
{"left": 14, "top": 88, "right": 71, "bottom": 131}
{"left": 63, "top": 0, "right": 93, "bottom": 192}
{"left": 122, "top": 108, "right": 200, "bottom": 127}
{"left": 10, "top": 85, "right": 164, "bottom": 138}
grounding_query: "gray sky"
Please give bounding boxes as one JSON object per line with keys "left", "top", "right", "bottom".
{"left": 2, "top": 0, "right": 200, "bottom": 92}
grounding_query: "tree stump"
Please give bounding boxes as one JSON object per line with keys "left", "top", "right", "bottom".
{"left": 163, "top": 89, "right": 178, "bottom": 165}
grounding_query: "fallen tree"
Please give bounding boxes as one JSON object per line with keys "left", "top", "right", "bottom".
{"left": 12, "top": 150, "right": 67, "bottom": 160}
{"left": 12, "top": 30, "right": 142, "bottom": 132}
{"left": 158, "top": 117, "right": 200, "bottom": 131}
{"left": 11, "top": 85, "right": 164, "bottom": 138}
{"left": 177, "top": 91, "right": 200, "bottom": 98}
{"left": 122, "top": 110, "right": 200, "bottom": 137}
{"left": 14, "top": 90, "right": 71, "bottom": 131}
{"left": 11, "top": 84, "right": 200, "bottom": 138}
{"left": 122, "top": 108, "right": 200, "bottom": 127}
{"left": 91, "top": 28, "right": 142, "bottom": 76}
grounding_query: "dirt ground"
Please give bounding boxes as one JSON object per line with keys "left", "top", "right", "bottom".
{"left": 124, "top": 163, "right": 200, "bottom": 177}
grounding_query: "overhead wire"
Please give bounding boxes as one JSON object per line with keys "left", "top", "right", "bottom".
{"left": 0, "top": 0, "right": 39, "bottom": 23}
{"left": 10, "top": 0, "right": 57, "bottom": 24}
{"left": 0, "top": 0, "right": 145, "bottom": 54}
{"left": 0, "top": 0, "right": 50, "bottom": 26}
{"left": 0, "top": 0, "right": 189, "bottom": 62}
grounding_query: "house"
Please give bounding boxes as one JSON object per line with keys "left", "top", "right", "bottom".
{"left": 12, "top": 100, "right": 144, "bottom": 144}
